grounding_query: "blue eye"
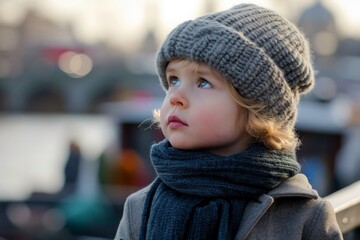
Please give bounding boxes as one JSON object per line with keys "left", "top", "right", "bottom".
{"left": 168, "top": 77, "right": 180, "bottom": 87}
{"left": 198, "top": 79, "right": 212, "bottom": 88}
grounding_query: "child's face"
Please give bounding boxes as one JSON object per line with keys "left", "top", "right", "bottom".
{"left": 160, "top": 60, "right": 252, "bottom": 156}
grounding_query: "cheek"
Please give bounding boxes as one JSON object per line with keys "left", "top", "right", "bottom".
{"left": 196, "top": 104, "right": 246, "bottom": 134}
{"left": 193, "top": 107, "right": 226, "bottom": 133}
{"left": 194, "top": 107, "right": 215, "bottom": 123}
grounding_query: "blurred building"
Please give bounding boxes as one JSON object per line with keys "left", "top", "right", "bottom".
{"left": 298, "top": 1, "right": 360, "bottom": 102}
{"left": 0, "top": 1, "right": 358, "bottom": 114}
{"left": 0, "top": 8, "right": 162, "bottom": 114}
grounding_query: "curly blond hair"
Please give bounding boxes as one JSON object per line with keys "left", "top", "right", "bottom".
{"left": 225, "top": 79, "right": 300, "bottom": 151}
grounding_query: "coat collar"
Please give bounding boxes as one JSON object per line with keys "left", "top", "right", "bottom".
{"left": 268, "top": 173, "right": 319, "bottom": 199}
{"left": 235, "top": 174, "right": 318, "bottom": 239}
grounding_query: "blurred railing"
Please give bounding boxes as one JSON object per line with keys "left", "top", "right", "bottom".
{"left": 325, "top": 181, "right": 360, "bottom": 237}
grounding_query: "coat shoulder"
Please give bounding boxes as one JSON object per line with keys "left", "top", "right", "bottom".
{"left": 114, "top": 184, "right": 152, "bottom": 240}
{"left": 244, "top": 174, "right": 343, "bottom": 240}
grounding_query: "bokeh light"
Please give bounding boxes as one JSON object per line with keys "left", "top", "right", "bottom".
{"left": 58, "top": 51, "right": 93, "bottom": 78}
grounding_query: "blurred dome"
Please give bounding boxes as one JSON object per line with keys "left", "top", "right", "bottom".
{"left": 298, "top": 1, "right": 339, "bottom": 56}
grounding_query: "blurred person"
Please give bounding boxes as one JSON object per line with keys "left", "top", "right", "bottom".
{"left": 335, "top": 127, "right": 360, "bottom": 188}
{"left": 115, "top": 3, "right": 342, "bottom": 239}
{"left": 61, "top": 140, "right": 81, "bottom": 195}
{"left": 301, "top": 155, "right": 328, "bottom": 196}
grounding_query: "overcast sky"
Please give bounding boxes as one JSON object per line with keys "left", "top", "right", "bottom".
{"left": 0, "top": 0, "right": 359, "bottom": 50}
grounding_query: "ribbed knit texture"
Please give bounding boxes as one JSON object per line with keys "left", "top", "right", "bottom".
{"left": 156, "top": 3, "right": 314, "bottom": 126}
{"left": 138, "top": 140, "right": 301, "bottom": 239}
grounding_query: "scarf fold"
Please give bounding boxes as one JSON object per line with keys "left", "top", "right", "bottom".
{"left": 139, "top": 140, "right": 300, "bottom": 240}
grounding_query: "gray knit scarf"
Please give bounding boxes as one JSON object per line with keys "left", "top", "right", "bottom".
{"left": 139, "top": 140, "right": 300, "bottom": 240}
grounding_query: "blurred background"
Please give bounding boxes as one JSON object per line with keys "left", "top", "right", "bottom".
{"left": 0, "top": 0, "right": 359, "bottom": 239}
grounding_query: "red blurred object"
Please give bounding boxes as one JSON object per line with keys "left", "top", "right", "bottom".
{"left": 40, "top": 47, "right": 87, "bottom": 63}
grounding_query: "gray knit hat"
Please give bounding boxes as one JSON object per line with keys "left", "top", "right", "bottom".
{"left": 156, "top": 3, "right": 314, "bottom": 125}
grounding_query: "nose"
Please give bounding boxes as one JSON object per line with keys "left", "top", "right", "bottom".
{"left": 169, "top": 88, "right": 188, "bottom": 108}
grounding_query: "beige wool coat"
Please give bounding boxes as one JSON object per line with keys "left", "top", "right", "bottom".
{"left": 114, "top": 174, "right": 343, "bottom": 240}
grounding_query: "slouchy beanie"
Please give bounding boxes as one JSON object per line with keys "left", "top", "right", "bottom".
{"left": 156, "top": 3, "right": 314, "bottom": 126}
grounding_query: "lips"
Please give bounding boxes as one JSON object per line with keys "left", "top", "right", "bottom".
{"left": 168, "top": 115, "right": 187, "bottom": 128}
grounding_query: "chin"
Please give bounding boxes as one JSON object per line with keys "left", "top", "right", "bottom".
{"left": 168, "top": 140, "right": 192, "bottom": 150}
{"left": 170, "top": 143, "right": 189, "bottom": 150}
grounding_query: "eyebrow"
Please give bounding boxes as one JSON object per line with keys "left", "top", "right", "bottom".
{"left": 196, "top": 68, "right": 212, "bottom": 76}
{"left": 197, "top": 66, "right": 225, "bottom": 82}
{"left": 165, "top": 65, "right": 177, "bottom": 73}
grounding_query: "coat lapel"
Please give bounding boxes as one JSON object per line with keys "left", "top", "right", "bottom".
{"left": 234, "top": 194, "right": 274, "bottom": 239}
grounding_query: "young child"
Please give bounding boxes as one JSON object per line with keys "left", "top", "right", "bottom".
{"left": 115, "top": 3, "right": 343, "bottom": 240}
